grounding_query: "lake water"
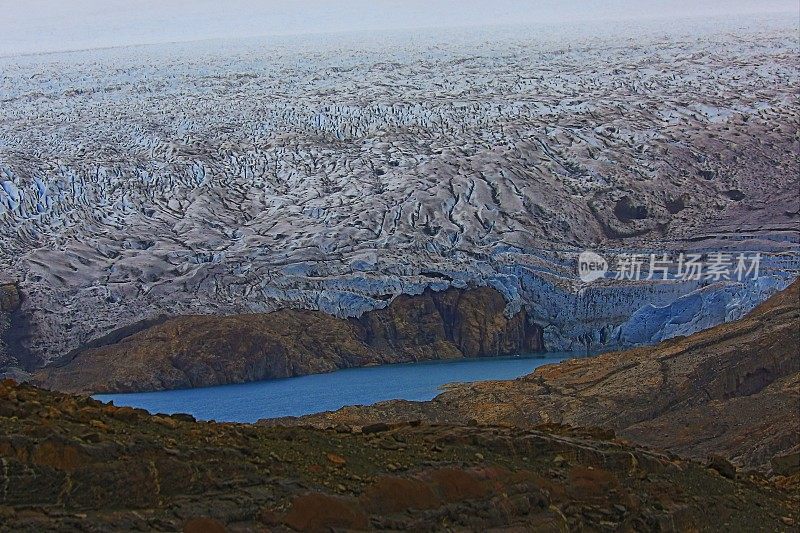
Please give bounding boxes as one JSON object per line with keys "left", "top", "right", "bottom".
{"left": 94, "top": 354, "right": 570, "bottom": 423}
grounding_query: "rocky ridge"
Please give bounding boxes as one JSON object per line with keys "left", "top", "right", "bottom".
{"left": 35, "top": 287, "right": 543, "bottom": 393}
{"left": 0, "top": 379, "right": 798, "bottom": 532}
{"left": 277, "top": 279, "right": 800, "bottom": 474}
{"left": 0, "top": 282, "right": 22, "bottom": 369}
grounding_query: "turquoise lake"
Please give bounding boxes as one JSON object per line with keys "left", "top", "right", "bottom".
{"left": 94, "top": 354, "right": 571, "bottom": 423}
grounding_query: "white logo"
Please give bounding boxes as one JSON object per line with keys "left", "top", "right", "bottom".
{"left": 578, "top": 251, "right": 608, "bottom": 283}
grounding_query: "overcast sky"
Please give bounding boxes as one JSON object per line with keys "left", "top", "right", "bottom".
{"left": 1, "top": 0, "right": 797, "bottom": 56}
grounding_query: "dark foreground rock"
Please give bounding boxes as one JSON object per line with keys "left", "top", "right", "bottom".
{"left": 0, "top": 380, "right": 798, "bottom": 532}
{"left": 34, "top": 286, "right": 543, "bottom": 394}
{"left": 284, "top": 279, "right": 800, "bottom": 474}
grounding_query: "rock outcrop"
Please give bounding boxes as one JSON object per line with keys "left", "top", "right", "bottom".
{"left": 289, "top": 279, "right": 800, "bottom": 473}
{"left": 0, "top": 283, "right": 20, "bottom": 313}
{"left": 0, "top": 282, "right": 22, "bottom": 370}
{"left": 1, "top": 379, "right": 797, "bottom": 531}
{"left": 35, "top": 287, "right": 543, "bottom": 393}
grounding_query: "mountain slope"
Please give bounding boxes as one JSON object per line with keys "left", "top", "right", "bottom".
{"left": 34, "top": 287, "right": 543, "bottom": 393}
{"left": 289, "top": 279, "right": 800, "bottom": 472}
{"left": 0, "top": 380, "right": 798, "bottom": 531}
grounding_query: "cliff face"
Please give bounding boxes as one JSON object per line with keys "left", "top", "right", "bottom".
{"left": 292, "top": 279, "right": 800, "bottom": 474}
{"left": 35, "top": 287, "right": 543, "bottom": 394}
{"left": 1, "top": 380, "right": 798, "bottom": 532}
{"left": 0, "top": 283, "right": 21, "bottom": 370}
{"left": 354, "top": 287, "right": 542, "bottom": 360}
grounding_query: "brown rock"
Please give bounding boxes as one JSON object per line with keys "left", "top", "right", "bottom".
{"left": 567, "top": 466, "right": 621, "bottom": 500}
{"left": 770, "top": 451, "right": 800, "bottom": 477}
{"left": 106, "top": 406, "right": 144, "bottom": 422}
{"left": 153, "top": 416, "right": 179, "bottom": 429}
{"left": 0, "top": 283, "right": 22, "bottom": 370}
{"left": 258, "top": 508, "right": 278, "bottom": 526}
{"left": 0, "top": 284, "right": 20, "bottom": 313}
{"left": 707, "top": 455, "right": 737, "bottom": 480}
{"left": 302, "top": 280, "right": 800, "bottom": 472}
{"left": 427, "top": 468, "right": 490, "bottom": 503}
{"left": 361, "top": 422, "right": 389, "bottom": 434}
{"left": 183, "top": 517, "right": 227, "bottom": 533}
{"left": 88, "top": 419, "right": 108, "bottom": 430}
{"left": 283, "top": 493, "right": 368, "bottom": 532}
{"left": 360, "top": 476, "right": 441, "bottom": 513}
{"left": 30, "top": 439, "right": 88, "bottom": 471}
{"left": 355, "top": 287, "right": 543, "bottom": 360}
{"left": 325, "top": 452, "right": 346, "bottom": 466}
{"left": 35, "top": 287, "right": 543, "bottom": 394}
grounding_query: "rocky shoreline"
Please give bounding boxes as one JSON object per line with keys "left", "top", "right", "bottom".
{"left": 1, "top": 278, "right": 797, "bottom": 532}
{"left": 0, "top": 282, "right": 26, "bottom": 374}
{"left": 272, "top": 279, "right": 800, "bottom": 475}
{"left": 34, "top": 286, "right": 544, "bottom": 394}
{"left": 22, "top": 267, "right": 798, "bottom": 395}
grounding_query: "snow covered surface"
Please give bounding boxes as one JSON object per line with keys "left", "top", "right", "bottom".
{"left": 3, "top": 1, "right": 797, "bottom": 56}
{"left": 0, "top": 13, "right": 798, "bottom": 363}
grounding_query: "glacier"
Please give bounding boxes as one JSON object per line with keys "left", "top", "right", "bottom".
{"left": 0, "top": 15, "right": 798, "bottom": 370}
